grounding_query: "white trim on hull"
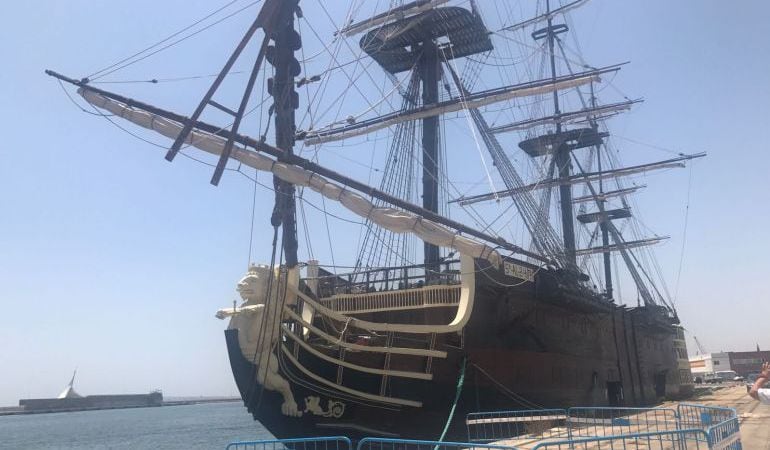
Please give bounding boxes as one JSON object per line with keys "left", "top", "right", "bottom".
{"left": 281, "top": 324, "right": 434, "bottom": 380}
{"left": 280, "top": 344, "right": 423, "bottom": 407}
{"left": 281, "top": 306, "right": 448, "bottom": 358}
{"left": 286, "top": 254, "right": 475, "bottom": 334}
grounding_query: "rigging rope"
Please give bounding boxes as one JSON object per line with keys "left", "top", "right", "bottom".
{"left": 443, "top": 47, "right": 566, "bottom": 266}
{"left": 247, "top": 169, "right": 259, "bottom": 267}
{"left": 320, "top": 195, "right": 338, "bottom": 272}
{"left": 86, "top": 0, "right": 243, "bottom": 78}
{"left": 436, "top": 356, "right": 466, "bottom": 444}
{"left": 672, "top": 165, "right": 693, "bottom": 306}
{"left": 471, "top": 362, "right": 544, "bottom": 410}
{"left": 244, "top": 225, "right": 280, "bottom": 408}
{"left": 256, "top": 240, "right": 289, "bottom": 410}
{"left": 300, "top": 7, "right": 395, "bottom": 122}
{"left": 89, "top": 70, "right": 248, "bottom": 85}
{"left": 87, "top": 0, "right": 263, "bottom": 81}
{"left": 444, "top": 55, "right": 499, "bottom": 198}
{"left": 57, "top": 80, "right": 114, "bottom": 116}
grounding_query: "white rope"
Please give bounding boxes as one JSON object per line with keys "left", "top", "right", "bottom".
{"left": 337, "top": 317, "right": 353, "bottom": 345}
{"left": 443, "top": 48, "right": 499, "bottom": 200}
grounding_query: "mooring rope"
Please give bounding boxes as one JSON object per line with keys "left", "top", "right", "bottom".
{"left": 436, "top": 356, "right": 467, "bottom": 445}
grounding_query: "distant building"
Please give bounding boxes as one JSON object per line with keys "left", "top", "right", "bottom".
{"left": 689, "top": 350, "right": 770, "bottom": 377}
{"left": 728, "top": 351, "right": 770, "bottom": 377}
{"left": 689, "top": 352, "right": 731, "bottom": 377}
{"left": 19, "top": 370, "right": 162, "bottom": 413}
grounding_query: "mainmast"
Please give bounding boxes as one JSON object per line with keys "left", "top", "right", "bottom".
{"left": 355, "top": 4, "right": 493, "bottom": 270}
{"left": 545, "top": 0, "right": 577, "bottom": 266}
{"left": 420, "top": 39, "right": 441, "bottom": 272}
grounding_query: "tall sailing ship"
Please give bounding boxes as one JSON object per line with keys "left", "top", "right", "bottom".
{"left": 48, "top": 0, "right": 698, "bottom": 440}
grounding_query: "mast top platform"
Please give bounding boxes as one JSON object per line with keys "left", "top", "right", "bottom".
{"left": 576, "top": 207, "right": 632, "bottom": 224}
{"left": 518, "top": 127, "right": 607, "bottom": 157}
{"left": 359, "top": 6, "right": 492, "bottom": 74}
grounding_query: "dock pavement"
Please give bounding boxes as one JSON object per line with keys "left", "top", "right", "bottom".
{"left": 664, "top": 384, "right": 770, "bottom": 449}
{"left": 493, "top": 385, "right": 768, "bottom": 449}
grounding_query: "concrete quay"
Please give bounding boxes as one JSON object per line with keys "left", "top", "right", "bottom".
{"left": 662, "top": 385, "right": 770, "bottom": 449}
{"left": 492, "top": 384, "right": 766, "bottom": 449}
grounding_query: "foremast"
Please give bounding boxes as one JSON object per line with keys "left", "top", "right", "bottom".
{"left": 141, "top": 0, "right": 302, "bottom": 268}
{"left": 269, "top": 0, "right": 301, "bottom": 267}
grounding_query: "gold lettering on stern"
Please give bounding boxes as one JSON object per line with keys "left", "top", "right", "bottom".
{"left": 503, "top": 261, "right": 536, "bottom": 282}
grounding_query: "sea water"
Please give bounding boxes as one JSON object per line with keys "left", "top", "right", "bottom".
{"left": 0, "top": 402, "right": 272, "bottom": 449}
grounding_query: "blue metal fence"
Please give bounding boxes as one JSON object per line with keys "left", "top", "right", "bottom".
{"left": 706, "top": 417, "right": 741, "bottom": 450}
{"left": 676, "top": 404, "right": 736, "bottom": 430}
{"left": 226, "top": 436, "right": 352, "bottom": 450}
{"left": 566, "top": 407, "right": 679, "bottom": 439}
{"left": 530, "top": 429, "right": 711, "bottom": 449}
{"left": 465, "top": 409, "right": 568, "bottom": 443}
{"left": 357, "top": 437, "right": 521, "bottom": 450}
{"left": 227, "top": 404, "right": 742, "bottom": 450}
{"left": 676, "top": 404, "right": 741, "bottom": 450}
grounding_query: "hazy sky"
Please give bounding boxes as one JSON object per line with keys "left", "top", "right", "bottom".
{"left": 1, "top": 1, "right": 769, "bottom": 407}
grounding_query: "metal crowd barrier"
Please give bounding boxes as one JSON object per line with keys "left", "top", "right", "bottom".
{"left": 356, "top": 437, "right": 520, "bottom": 450}
{"left": 530, "top": 429, "right": 711, "bottom": 449}
{"left": 226, "top": 404, "right": 741, "bottom": 450}
{"left": 676, "top": 404, "right": 735, "bottom": 430}
{"left": 704, "top": 417, "right": 741, "bottom": 450}
{"left": 566, "top": 407, "right": 680, "bottom": 439}
{"left": 226, "top": 436, "right": 352, "bottom": 450}
{"left": 465, "top": 409, "right": 568, "bottom": 443}
{"left": 676, "top": 404, "right": 741, "bottom": 450}
{"left": 463, "top": 404, "right": 740, "bottom": 448}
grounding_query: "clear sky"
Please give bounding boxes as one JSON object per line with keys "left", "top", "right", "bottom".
{"left": 1, "top": 1, "right": 769, "bottom": 407}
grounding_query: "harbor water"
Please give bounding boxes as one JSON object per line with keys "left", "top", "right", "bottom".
{"left": 0, "top": 402, "right": 271, "bottom": 449}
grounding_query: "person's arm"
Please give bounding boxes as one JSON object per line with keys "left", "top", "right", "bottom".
{"left": 749, "top": 361, "right": 770, "bottom": 400}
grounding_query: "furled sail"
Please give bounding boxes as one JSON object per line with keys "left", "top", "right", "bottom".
{"left": 79, "top": 88, "right": 503, "bottom": 267}
{"left": 572, "top": 186, "right": 645, "bottom": 204}
{"left": 300, "top": 68, "right": 614, "bottom": 145}
{"left": 451, "top": 153, "right": 705, "bottom": 206}
{"left": 488, "top": 100, "right": 640, "bottom": 134}
{"left": 502, "top": 0, "right": 591, "bottom": 33}
{"left": 575, "top": 236, "right": 668, "bottom": 256}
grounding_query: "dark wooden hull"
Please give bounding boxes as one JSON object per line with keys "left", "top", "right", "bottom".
{"left": 224, "top": 262, "right": 693, "bottom": 440}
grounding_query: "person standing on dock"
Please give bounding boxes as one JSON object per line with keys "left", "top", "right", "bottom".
{"left": 749, "top": 361, "right": 770, "bottom": 403}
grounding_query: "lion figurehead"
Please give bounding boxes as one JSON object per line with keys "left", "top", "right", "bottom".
{"left": 237, "top": 264, "right": 272, "bottom": 305}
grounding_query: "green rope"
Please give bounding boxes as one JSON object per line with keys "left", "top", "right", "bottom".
{"left": 436, "top": 356, "right": 467, "bottom": 444}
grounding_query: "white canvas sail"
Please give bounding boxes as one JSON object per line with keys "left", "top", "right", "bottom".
{"left": 79, "top": 89, "right": 504, "bottom": 268}
{"left": 303, "top": 74, "right": 601, "bottom": 145}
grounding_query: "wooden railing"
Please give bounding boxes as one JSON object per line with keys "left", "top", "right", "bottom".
{"left": 319, "top": 285, "right": 461, "bottom": 314}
